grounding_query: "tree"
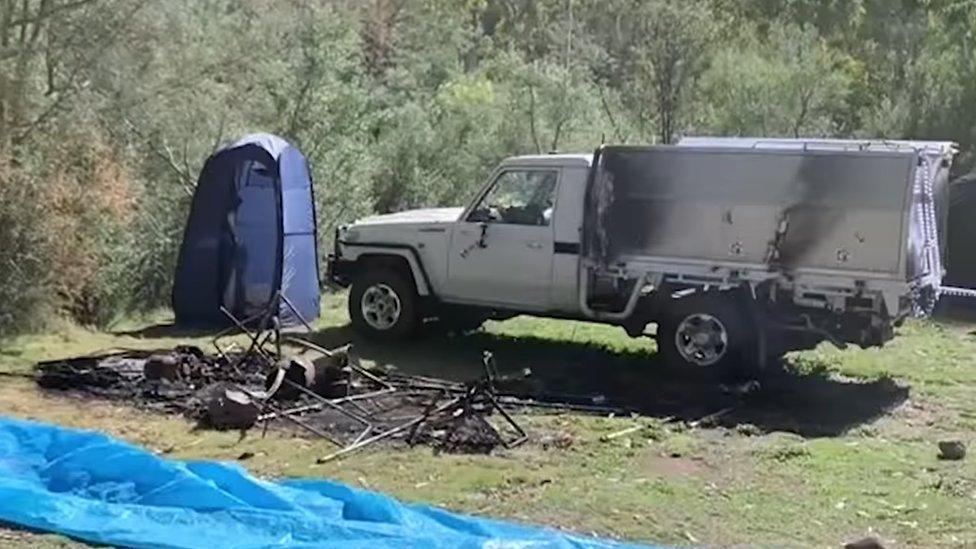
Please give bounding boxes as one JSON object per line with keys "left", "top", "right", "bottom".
{"left": 0, "top": 0, "right": 138, "bottom": 156}
{"left": 582, "top": 0, "right": 716, "bottom": 143}
{"left": 701, "top": 23, "right": 855, "bottom": 137}
{"left": 3, "top": 0, "right": 976, "bottom": 334}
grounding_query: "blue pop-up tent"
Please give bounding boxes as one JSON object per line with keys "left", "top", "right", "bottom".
{"left": 173, "top": 134, "right": 320, "bottom": 327}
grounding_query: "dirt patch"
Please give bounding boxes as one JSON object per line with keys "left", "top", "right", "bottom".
{"left": 886, "top": 397, "right": 945, "bottom": 427}
{"left": 0, "top": 527, "right": 33, "bottom": 543}
{"left": 644, "top": 453, "right": 707, "bottom": 478}
{"left": 0, "top": 524, "right": 82, "bottom": 548}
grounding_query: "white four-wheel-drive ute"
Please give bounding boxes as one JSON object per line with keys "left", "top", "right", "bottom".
{"left": 327, "top": 138, "right": 956, "bottom": 378}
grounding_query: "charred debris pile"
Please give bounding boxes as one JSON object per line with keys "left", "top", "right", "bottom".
{"left": 34, "top": 303, "right": 624, "bottom": 462}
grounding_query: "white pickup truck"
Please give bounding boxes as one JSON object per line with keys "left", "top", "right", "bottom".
{"left": 327, "top": 138, "right": 956, "bottom": 377}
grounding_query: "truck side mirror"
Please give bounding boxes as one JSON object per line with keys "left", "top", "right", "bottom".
{"left": 469, "top": 207, "right": 500, "bottom": 223}
{"left": 468, "top": 208, "right": 490, "bottom": 223}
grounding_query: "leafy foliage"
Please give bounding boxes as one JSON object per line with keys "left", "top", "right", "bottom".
{"left": 1, "top": 0, "right": 975, "bottom": 332}
{"left": 702, "top": 23, "right": 855, "bottom": 137}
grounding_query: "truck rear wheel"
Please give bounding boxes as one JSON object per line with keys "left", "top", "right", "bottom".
{"left": 657, "top": 292, "right": 756, "bottom": 379}
{"left": 349, "top": 268, "right": 420, "bottom": 340}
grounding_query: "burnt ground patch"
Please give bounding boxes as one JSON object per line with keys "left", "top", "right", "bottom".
{"left": 33, "top": 321, "right": 909, "bottom": 445}
{"left": 32, "top": 344, "right": 528, "bottom": 456}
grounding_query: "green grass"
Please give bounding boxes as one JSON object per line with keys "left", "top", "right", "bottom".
{"left": 2, "top": 293, "right": 976, "bottom": 548}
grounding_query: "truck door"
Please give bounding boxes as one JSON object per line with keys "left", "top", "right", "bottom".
{"left": 445, "top": 168, "right": 559, "bottom": 310}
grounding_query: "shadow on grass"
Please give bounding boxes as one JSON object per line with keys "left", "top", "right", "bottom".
{"left": 305, "top": 324, "right": 908, "bottom": 438}
{"left": 113, "top": 323, "right": 229, "bottom": 339}
{"left": 933, "top": 296, "right": 976, "bottom": 324}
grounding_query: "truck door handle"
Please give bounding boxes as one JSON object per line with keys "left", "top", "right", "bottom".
{"left": 526, "top": 241, "right": 543, "bottom": 250}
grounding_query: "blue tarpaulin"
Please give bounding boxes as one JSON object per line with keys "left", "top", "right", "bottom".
{"left": 0, "top": 417, "right": 659, "bottom": 549}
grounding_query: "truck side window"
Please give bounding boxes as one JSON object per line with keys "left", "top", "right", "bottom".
{"left": 469, "top": 170, "right": 558, "bottom": 226}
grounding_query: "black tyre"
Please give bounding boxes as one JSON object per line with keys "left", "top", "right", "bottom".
{"left": 656, "top": 291, "right": 757, "bottom": 379}
{"left": 348, "top": 268, "right": 421, "bottom": 340}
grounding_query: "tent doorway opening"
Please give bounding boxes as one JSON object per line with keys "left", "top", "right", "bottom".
{"left": 222, "top": 159, "right": 281, "bottom": 316}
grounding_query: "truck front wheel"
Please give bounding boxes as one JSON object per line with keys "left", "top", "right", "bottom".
{"left": 349, "top": 269, "right": 421, "bottom": 340}
{"left": 657, "top": 292, "right": 756, "bottom": 379}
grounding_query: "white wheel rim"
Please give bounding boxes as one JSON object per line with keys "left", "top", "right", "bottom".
{"left": 361, "top": 283, "right": 402, "bottom": 330}
{"left": 674, "top": 313, "right": 728, "bottom": 367}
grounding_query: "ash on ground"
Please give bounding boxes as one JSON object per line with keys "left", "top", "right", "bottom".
{"left": 36, "top": 347, "right": 265, "bottom": 421}
{"left": 35, "top": 345, "right": 529, "bottom": 458}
